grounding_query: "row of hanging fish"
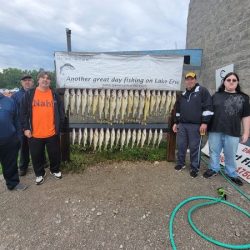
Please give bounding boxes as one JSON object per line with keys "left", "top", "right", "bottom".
{"left": 64, "top": 89, "right": 176, "bottom": 123}
{"left": 71, "top": 128, "right": 164, "bottom": 151}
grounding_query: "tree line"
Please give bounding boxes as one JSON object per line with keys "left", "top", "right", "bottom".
{"left": 0, "top": 68, "right": 56, "bottom": 89}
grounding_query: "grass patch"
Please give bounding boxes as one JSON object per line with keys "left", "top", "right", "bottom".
{"left": 61, "top": 141, "right": 167, "bottom": 173}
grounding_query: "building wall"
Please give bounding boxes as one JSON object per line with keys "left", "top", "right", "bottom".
{"left": 186, "top": 0, "right": 250, "bottom": 94}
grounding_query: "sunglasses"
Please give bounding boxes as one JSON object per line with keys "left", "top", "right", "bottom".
{"left": 226, "top": 78, "right": 237, "bottom": 83}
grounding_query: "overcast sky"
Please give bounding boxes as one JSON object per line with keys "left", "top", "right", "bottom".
{"left": 0, "top": 0, "right": 190, "bottom": 71}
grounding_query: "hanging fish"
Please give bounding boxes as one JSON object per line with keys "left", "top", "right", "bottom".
{"left": 104, "top": 128, "right": 110, "bottom": 151}
{"left": 115, "top": 129, "right": 121, "bottom": 147}
{"left": 157, "top": 129, "right": 163, "bottom": 147}
{"left": 140, "top": 129, "right": 147, "bottom": 148}
{"left": 159, "top": 90, "right": 167, "bottom": 114}
{"left": 120, "top": 129, "right": 126, "bottom": 151}
{"left": 93, "top": 129, "right": 99, "bottom": 151}
{"left": 87, "top": 89, "right": 93, "bottom": 116}
{"left": 131, "top": 129, "right": 137, "bottom": 148}
{"left": 78, "top": 128, "right": 82, "bottom": 145}
{"left": 81, "top": 89, "right": 87, "bottom": 119}
{"left": 132, "top": 90, "right": 139, "bottom": 119}
{"left": 110, "top": 128, "right": 115, "bottom": 150}
{"left": 98, "top": 128, "right": 104, "bottom": 151}
{"left": 115, "top": 90, "right": 122, "bottom": 122}
{"left": 149, "top": 90, "right": 156, "bottom": 115}
{"left": 89, "top": 128, "right": 94, "bottom": 147}
{"left": 165, "top": 91, "right": 172, "bottom": 116}
{"left": 83, "top": 128, "right": 88, "bottom": 148}
{"left": 136, "top": 129, "right": 142, "bottom": 147}
{"left": 155, "top": 90, "right": 161, "bottom": 114}
{"left": 70, "top": 89, "right": 76, "bottom": 115}
{"left": 126, "top": 129, "right": 131, "bottom": 147}
{"left": 64, "top": 88, "right": 70, "bottom": 114}
{"left": 143, "top": 89, "right": 151, "bottom": 123}
{"left": 138, "top": 90, "right": 145, "bottom": 121}
{"left": 109, "top": 90, "right": 117, "bottom": 123}
{"left": 152, "top": 129, "right": 158, "bottom": 147}
{"left": 98, "top": 89, "right": 105, "bottom": 121}
{"left": 92, "top": 89, "right": 99, "bottom": 117}
{"left": 169, "top": 91, "right": 176, "bottom": 114}
{"left": 127, "top": 90, "right": 134, "bottom": 120}
{"left": 104, "top": 89, "right": 111, "bottom": 120}
{"left": 120, "top": 90, "right": 128, "bottom": 123}
{"left": 147, "top": 129, "right": 153, "bottom": 146}
{"left": 76, "top": 89, "right": 82, "bottom": 115}
{"left": 72, "top": 128, "right": 76, "bottom": 145}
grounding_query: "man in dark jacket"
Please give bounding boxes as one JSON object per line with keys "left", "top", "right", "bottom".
{"left": 0, "top": 92, "right": 27, "bottom": 190}
{"left": 172, "top": 72, "right": 213, "bottom": 178}
{"left": 20, "top": 71, "right": 65, "bottom": 185}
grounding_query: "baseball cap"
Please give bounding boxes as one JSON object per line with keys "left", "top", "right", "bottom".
{"left": 185, "top": 72, "right": 196, "bottom": 79}
{"left": 21, "top": 75, "right": 32, "bottom": 81}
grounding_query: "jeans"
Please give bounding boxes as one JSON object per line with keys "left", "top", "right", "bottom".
{"left": 208, "top": 132, "right": 239, "bottom": 178}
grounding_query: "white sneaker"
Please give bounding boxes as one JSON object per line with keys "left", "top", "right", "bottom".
{"left": 36, "top": 172, "right": 46, "bottom": 185}
{"left": 50, "top": 171, "right": 62, "bottom": 179}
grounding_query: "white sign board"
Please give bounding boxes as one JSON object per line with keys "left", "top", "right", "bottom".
{"left": 201, "top": 142, "right": 250, "bottom": 183}
{"left": 215, "top": 64, "right": 234, "bottom": 90}
{"left": 55, "top": 52, "right": 184, "bottom": 90}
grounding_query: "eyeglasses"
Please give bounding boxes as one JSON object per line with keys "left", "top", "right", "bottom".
{"left": 226, "top": 79, "right": 237, "bottom": 83}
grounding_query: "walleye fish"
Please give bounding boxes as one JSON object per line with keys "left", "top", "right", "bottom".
{"left": 81, "top": 89, "right": 87, "bottom": 119}
{"left": 87, "top": 89, "right": 93, "bottom": 116}
{"left": 76, "top": 89, "right": 81, "bottom": 115}
{"left": 78, "top": 128, "right": 82, "bottom": 145}
{"left": 140, "top": 129, "right": 147, "bottom": 148}
{"left": 131, "top": 129, "right": 137, "bottom": 148}
{"left": 104, "top": 128, "right": 110, "bottom": 151}
{"left": 98, "top": 128, "right": 104, "bottom": 151}
{"left": 143, "top": 89, "right": 151, "bottom": 123}
{"left": 138, "top": 90, "right": 145, "bottom": 121}
{"left": 83, "top": 128, "right": 88, "bottom": 148}
{"left": 64, "top": 88, "right": 70, "bottom": 113}
{"left": 170, "top": 91, "right": 176, "bottom": 113}
{"left": 120, "top": 129, "right": 126, "bottom": 151}
{"left": 126, "top": 129, "right": 131, "bottom": 147}
{"left": 147, "top": 129, "right": 153, "bottom": 146}
{"left": 132, "top": 90, "right": 139, "bottom": 119}
{"left": 93, "top": 129, "right": 99, "bottom": 151}
{"left": 155, "top": 90, "right": 161, "bottom": 114}
{"left": 157, "top": 129, "right": 163, "bottom": 147}
{"left": 109, "top": 90, "right": 117, "bottom": 122}
{"left": 136, "top": 129, "right": 142, "bottom": 147}
{"left": 127, "top": 90, "right": 134, "bottom": 119}
{"left": 159, "top": 90, "right": 167, "bottom": 114}
{"left": 120, "top": 90, "right": 128, "bottom": 122}
{"left": 110, "top": 128, "right": 115, "bottom": 150}
{"left": 104, "top": 89, "right": 111, "bottom": 120}
{"left": 70, "top": 89, "right": 76, "bottom": 115}
{"left": 115, "top": 129, "right": 121, "bottom": 147}
{"left": 115, "top": 90, "right": 122, "bottom": 121}
{"left": 92, "top": 89, "right": 99, "bottom": 117}
{"left": 98, "top": 89, "right": 105, "bottom": 121}
{"left": 89, "top": 128, "right": 94, "bottom": 147}
{"left": 72, "top": 128, "right": 76, "bottom": 145}
{"left": 165, "top": 91, "right": 172, "bottom": 116}
{"left": 152, "top": 129, "right": 158, "bottom": 147}
{"left": 149, "top": 90, "right": 156, "bottom": 115}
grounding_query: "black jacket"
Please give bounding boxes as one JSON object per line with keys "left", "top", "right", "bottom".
{"left": 20, "top": 87, "right": 65, "bottom": 135}
{"left": 175, "top": 83, "right": 213, "bottom": 124}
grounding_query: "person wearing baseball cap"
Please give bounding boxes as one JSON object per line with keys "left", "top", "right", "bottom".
{"left": 172, "top": 71, "right": 213, "bottom": 178}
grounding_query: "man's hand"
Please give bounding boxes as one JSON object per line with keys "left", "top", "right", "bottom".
{"left": 24, "top": 130, "right": 32, "bottom": 138}
{"left": 199, "top": 123, "right": 207, "bottom": 135}
{"left": 241, "top": 133, "right": 249, "bottom": 144}
{"left": 172, "top": 123, "right": 178, "bottom": 133}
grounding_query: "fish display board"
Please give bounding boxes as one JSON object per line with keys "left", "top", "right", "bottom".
{"left": 55, "top": 52, "right": 184, "bottom": 90}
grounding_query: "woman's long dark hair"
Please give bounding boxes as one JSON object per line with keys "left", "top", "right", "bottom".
{"left": 218, "top": 72, "right": 242, "bottom": 93}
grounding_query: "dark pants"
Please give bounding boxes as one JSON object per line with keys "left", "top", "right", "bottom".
{"left": 176, "top": 123, "right": 202, "bottom": 171}
{"left": 29, "top": 135, "right": 61, "bottom": 177}
{"left": 19, "top": 135, "right": 47, "bottom": 171}
{"left": 0, "top": 135, "right": 20, "bottom": 189}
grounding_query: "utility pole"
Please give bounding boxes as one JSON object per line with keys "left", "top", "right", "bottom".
{"left": 66, "top": 28, "right": 72, "bottom": 52}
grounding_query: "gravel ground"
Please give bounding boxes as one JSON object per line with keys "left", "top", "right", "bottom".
{"left": 0, "top": 161, "right": 249, "bottom": 250}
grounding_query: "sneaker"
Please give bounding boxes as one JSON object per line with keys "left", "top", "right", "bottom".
{"left": 50, "top": 171, "right": 62, "bottom": 179}
{"left": 190, "top": 170, "right": 198, "bottom": 178}
{"left": 175, "top": 165, "right": 186, "bottom": 171}
{"left": 13, "top": 183, "right": 27, "bottom": 191}
{"left": 203, "top": 169, "right": 217, "bottom": 179}
{"left": 229, "top": 177, "right": 243, "bottom": 186}
{"left": 36, "top": 172, "right": 46, "bottom": 185}
{"left": 19, "top": 169, "right": 27, "bottom": 176}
